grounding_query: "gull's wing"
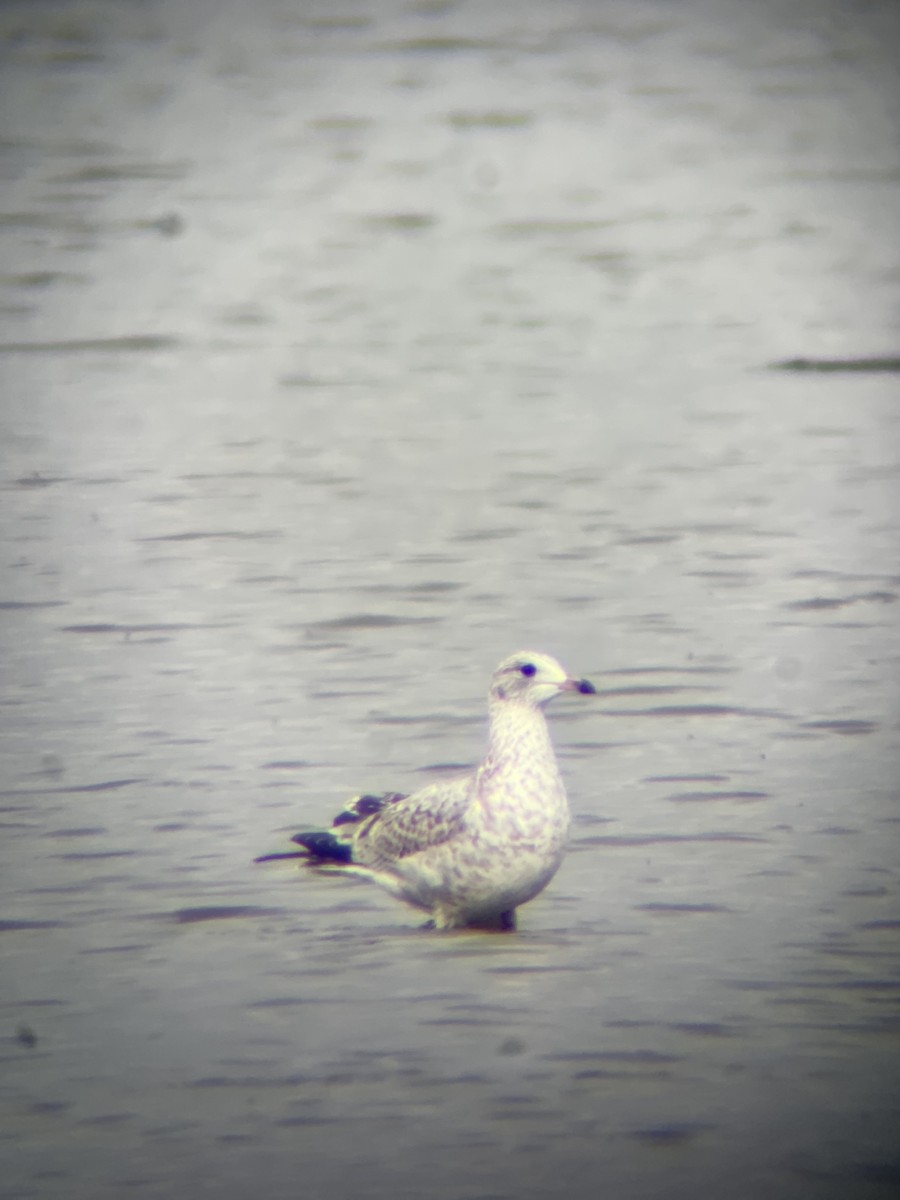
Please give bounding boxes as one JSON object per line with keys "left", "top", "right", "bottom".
{"left": 287, "top": 774, "right": 474, "bottom": 870}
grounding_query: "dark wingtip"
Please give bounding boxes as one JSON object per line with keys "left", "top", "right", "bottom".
{"left": 291, "top": 830, "right": 353, "bottom": 863}
{"left": 254, "top": 850, "right": 307, "bottom": 863}
{"left": 332, "top": 792, "right": 390, "bottom": 826}
{"left": 577, "top": 678, "right": 596, "bottom": 695}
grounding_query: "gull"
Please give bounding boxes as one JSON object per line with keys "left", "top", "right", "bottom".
{"left": 256, "top": 650, "right": 595, "bottom": 931}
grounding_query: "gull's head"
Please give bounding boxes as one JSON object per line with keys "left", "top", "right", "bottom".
{"left": 489, "top": 650, "right": 596, "bottom": 709}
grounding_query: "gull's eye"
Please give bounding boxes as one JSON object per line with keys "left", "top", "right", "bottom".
{"left": 519, "top": 663, "right": 537, "bottom": 677}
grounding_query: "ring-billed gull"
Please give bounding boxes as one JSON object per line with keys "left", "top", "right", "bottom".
{"left": 256, "top": 650, "right": 595, "bottom": 931}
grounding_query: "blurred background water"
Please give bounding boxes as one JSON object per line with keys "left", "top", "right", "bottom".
{"left": 1, "top": 1, "right": 898, "bottom": 1197}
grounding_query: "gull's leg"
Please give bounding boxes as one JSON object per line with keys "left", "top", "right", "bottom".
{"left": 464, "top": 909, "right": 518, "bottom": 932}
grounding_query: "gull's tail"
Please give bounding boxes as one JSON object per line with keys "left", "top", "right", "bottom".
{"left": 254, "top": 792, "right": 408, "bottom": 866}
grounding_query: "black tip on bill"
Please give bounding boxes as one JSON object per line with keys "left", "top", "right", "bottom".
{"left": 577, "top": 678, "right": 596, "bottom": 695}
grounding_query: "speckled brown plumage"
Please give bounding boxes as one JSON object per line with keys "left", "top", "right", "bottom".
{"left": 258, "top": 651, "right": 595, "bottom": 931}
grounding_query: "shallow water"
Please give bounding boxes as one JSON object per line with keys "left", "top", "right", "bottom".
{"left": 1, "top": 1, "right": 899, "bottom": 1197}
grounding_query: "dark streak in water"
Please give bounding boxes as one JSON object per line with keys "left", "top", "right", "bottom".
{"left": 574, "top": 833, "right": 768, "bottom": 847}
{"left": 16, "top": 1024, "right": 38, "bottom": 1048}
{"left": 360, "top": 212, "right": 437, "bottom": 231}
{"left": 382, "top": 35, "right": 497, "bottom": 53}
{"left": 604, "top": 704, "right": 786, "bottom": 719}
{"left": 44, "top": 827, "right": 106, "bottom": 838}
{"left": 0, "top": 335, "right": 179, "bottom": 354}
{"left": 419, "top": 1016, "right": 514, "bottom": 1028}
{"left": 0, "top": 600, "right": 66, "bottom": 609}
{"left": 173, "top": 906, "right": 285, "bottom": 924}
{"left": 546, "top": 1049, "right": 682, "bottom": 1064}
{"left": 81, "top": 944, "right": 152, "bottom": 955}
{"left": 645, "top": 774, "right": 730, "bottom": 783}
{"left": 605, "top": 665, "right": 733, "bottom": 677}
{"left": 186, "top": 1073, "right": 310, "bottom": 1088}
{"left": 785, "top": 591, "right": 896, "bottom": 611}
{"left": 794, "top": 978, "right": 900, "bottom": 992}
{"left": 668, "top": 1022, "right": 736, "bottom": 1037}
{"left": 9, "top": 473, "right": 70, "bottom": 489}
{"left": 0, "top": 778, "right": 143, "bottom": 797}
{"left": 307, "top": 614, "right": 439, "bottom": 631}
{"left": 629, "top": 1123, "right": 713, "bottom": 1145}
{"left": 54, "top": 850, "right": 139, "bottom": 861}
{"left": 486, "top": 964, "right": 594, "bottom": 976}
{"left": 601, "top": 685, "right": 708, "bottom": 698}
{"left": 447, "top": 110, "right": 533, "bottom": 128}
{"left": 0, "top": 920, "right": 70, "bottom": 932}
{"left": 54, "top": 162, "right": 188, "bottom": 184}
{"left": 61, "top": 623, "right": 225, "bottom": 634}
{"left": 274, "top": 1116, "right": 340, "bottom": 1127}
{"left": 635, "top": 903, "right": 733, "bottom": 915}
{"left": 770, "top": 356, "right": 900, "bottom": 373}
{"left": 138, "top": 530, "right": 280, "bottom": 542}
{"left": 667, "top": 790, "right": 769, "bottom": 803}
{"left": 246, "top": 997, "right": 337, "bottom": 1008}
{"left": 800, "top": 719, "right": 878, "bottom": 736}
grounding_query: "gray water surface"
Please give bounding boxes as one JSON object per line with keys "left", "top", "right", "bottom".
{"left": 2, "top": 1, "right": 899, "bottom": 1198}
